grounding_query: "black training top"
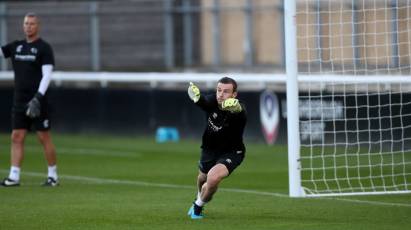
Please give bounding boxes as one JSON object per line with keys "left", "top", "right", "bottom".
{"left": 195, "top": 94, "right": 247, "bottom": 153}
{"left": 1, "top": 38, "right": 54, "bottom": 105}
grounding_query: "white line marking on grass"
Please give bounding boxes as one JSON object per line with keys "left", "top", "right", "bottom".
{"left": 329, "top": 197, "right": 411, "bottom": 208}
{"left": 57, "top": 147, "right": 142, "bottom": 158}
{"left": 221, "top": 187, "right": 288, "bottom": 198}
{"left": 0, "top": 145, "right": 141, "bottom": 158}
{"left": 3, "top": 170, "right": 409, "bottom": 208}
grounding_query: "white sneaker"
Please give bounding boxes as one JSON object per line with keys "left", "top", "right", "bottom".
{"left": 1, "top": 178, "right": 20, "bottom": 187}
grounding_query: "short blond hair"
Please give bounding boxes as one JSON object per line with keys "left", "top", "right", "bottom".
{"left": 24, "top": 12, "right": 39, "bottom": 21}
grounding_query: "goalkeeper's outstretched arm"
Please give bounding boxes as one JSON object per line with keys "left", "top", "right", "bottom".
{"left": 187, "top": 82, "right": 201, "bottom": 103}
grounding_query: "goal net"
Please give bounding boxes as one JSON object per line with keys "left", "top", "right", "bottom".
{"left": 286, "top": 0, "right": 411, "bottom": 196}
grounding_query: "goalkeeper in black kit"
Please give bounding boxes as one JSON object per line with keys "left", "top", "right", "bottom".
{"left": 187, "top": 77, "right": 247, "bottom": 219}
{"left": 0, "top": 13, "right": 59, "bottom": 187}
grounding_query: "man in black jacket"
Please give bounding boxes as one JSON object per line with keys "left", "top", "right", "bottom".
{"left": 0, "top": 13, "right": 58, "bottom": 187}
{"left": 187, "top": 77, "right": 247, "bottom": 219}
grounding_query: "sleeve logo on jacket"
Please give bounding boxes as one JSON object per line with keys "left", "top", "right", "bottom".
{"left": 16, "top": 45, "right": 23, "bottom": 53}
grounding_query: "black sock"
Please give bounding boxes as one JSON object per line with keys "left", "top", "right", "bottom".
{"left": 193, "top": 203, "right": 203, "bottom": 215}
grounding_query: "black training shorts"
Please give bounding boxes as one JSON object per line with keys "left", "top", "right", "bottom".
{"left": 11, "top": 105, "right": 51, "bottom": 131}
{"left": 199, "top": 148, "right": 245, "bottom": 174}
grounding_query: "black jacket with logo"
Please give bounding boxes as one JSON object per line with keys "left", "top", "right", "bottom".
{"left": 195, "top": 94, "right": 247, "bottom": 153}
{"left": 2, "top": 38, "right": 54, "bottom": 107}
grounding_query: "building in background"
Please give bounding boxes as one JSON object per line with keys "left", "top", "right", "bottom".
{"left": 0, "top": 0, "right": 285, "bottom": 71}
{"left": 1, "top": 0, "right": 408, "bottom": 73}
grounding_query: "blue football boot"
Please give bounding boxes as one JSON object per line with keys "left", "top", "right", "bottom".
{"left": 187, "top": 203, "right": 204, "bottom": 219}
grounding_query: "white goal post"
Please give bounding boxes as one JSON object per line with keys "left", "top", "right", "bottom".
{"left": 286, "top": 0, "right": 411, "bottom": 197}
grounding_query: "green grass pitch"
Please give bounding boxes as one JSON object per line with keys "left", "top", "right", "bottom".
{"left": 0, "top": 133, "right": 410, "bottom": 230}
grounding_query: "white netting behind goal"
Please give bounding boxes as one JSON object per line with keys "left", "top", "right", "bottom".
{"left": 295, "top": 0, "right": 411, "bottom": 196}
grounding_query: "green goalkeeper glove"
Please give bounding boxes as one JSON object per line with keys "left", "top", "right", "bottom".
{"left": 221, "top": 98, "right": 242, "bottom": 113}
{"left": 187, "top": 82, "right": 201, "bottom": 103}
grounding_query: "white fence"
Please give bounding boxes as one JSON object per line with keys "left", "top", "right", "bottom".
{"left": 2, "top": 71, "right": 410, "bottom": 92}
{"left": 0, "top": 71, "right": 287, "bottom": 91}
